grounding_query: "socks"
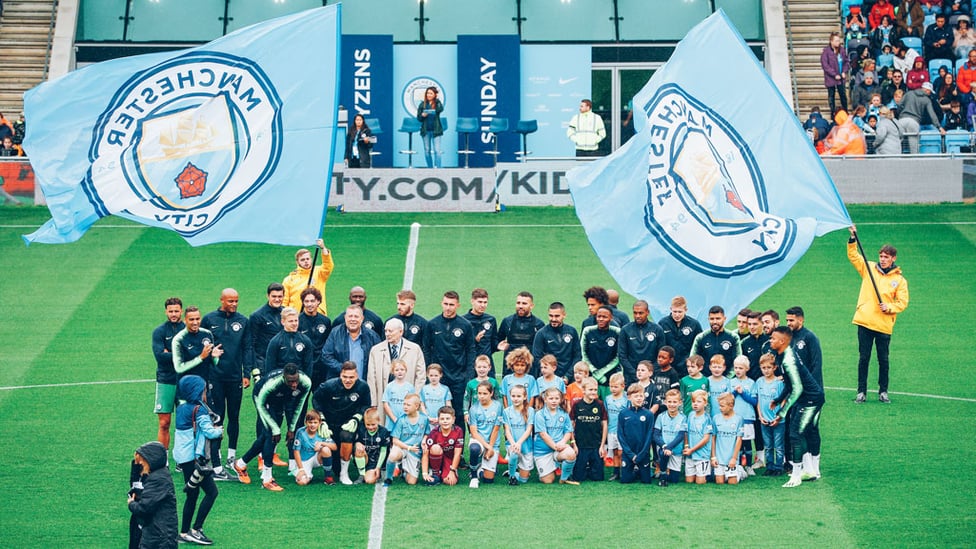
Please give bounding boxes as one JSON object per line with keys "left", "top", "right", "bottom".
{"left": 385, "top": 460, "right": 397, "bottom": 480}
{"left": 261, "top": 466, "right": 273, "bottom": 483}
{"left": 429, "top": 454, "right": 443, "bottom": 475}
{"left": 322, "top": 456, "right": 334, "bottom": 474}
{"left": 227, "top": 449, "right": 236, "bottom": 461}
{"left": 559, "top": 459, "right": 576, "bottom": 481}
{"left": 340, "top": 459, "right": 351, "bottom": 482}
{"left": 508, "top": 457, "right": 519, "bottom": 478}
{"left": 354, "top": 456, "right": 366, "bottom": 470}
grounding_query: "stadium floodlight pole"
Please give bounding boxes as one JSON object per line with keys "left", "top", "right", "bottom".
{"left": 852, "top": 229, "right": 883, "bottom": 306}
{"left": 305, "top": 245, "right": 320, "bottom": 288}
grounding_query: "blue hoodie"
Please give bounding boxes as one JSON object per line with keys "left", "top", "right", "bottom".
{"left": 172, "top": 375, "right": 222, "bottom": 465}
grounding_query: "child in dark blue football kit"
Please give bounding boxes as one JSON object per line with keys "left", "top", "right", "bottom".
{"left": 616, "top": 383, "right": 655, "bottom": 484}
{"left": 173, "top": 375, "right": 223, "bottom": 545}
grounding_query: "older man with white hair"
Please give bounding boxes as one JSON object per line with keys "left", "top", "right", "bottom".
{"left": 367, "top": 317, "right": 426, "bottom": 405}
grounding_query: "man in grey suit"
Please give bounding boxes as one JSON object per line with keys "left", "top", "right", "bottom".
{"left": 366, "top": 318, "right": 426, "bottom": 406}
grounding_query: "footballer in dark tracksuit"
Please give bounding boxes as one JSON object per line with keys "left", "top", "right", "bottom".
{"left": 531, "top": 323, "right": 581, "bottom": 380}
{"left": 265, "top": 330, "right": 315, "bottom": 377}
{"left": 463, "top": 309, "right": 498, "bottom": 373}
{"left": 313, "top": 376, "right": 372, "bottom": 446}
{"left": 424, "top": 313, "right": 476, "bottom": 433}
{"left": 172, "top": 327, "right": 217, "bottom": 383}
{"left": 152, "top": 317, "right": 184, "bottom": 412}
{"left": 659, "top": 315, "right": 702, "bottom": 377}
{"left": 739, "top": 333, "right": 768, "bottom": 380}
{"left": 580, "top": 322, "right": 621, "bottom": 392}
{"left": 498, "top": 312, "right": 545, "bottom": 375}
{"left": 239, "top": 366, "right": 311, "bottom": 471}
{"left": 202, "top": 304, "right": 252, "bottom": 467}
{"left": 249, "top": 303, "right": 282, "bottom": 373}
{"left": 299, "top": 310, "right": 332, "bottom": 388}
{"left": 772, "top": 337, "right": 825, "bottom": 486}
{"left": 617, "top": 319, "right": 667, "bottom": 386}
{"left": 690, "top": 329, "right": 741, "bottom": 375}
{"left": 790, "top": 326, "right": 824, "bottom": 389}
{"left": 390, "top": 313, "right": 426, "bottom": 346}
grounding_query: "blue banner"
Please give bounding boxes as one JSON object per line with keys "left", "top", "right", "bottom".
{"left": 24, "top": 6, "right": 341, "bottom": 247}
{"left": 457, "top": 35, "right": 521, "bottom": 166}
{"left": 568, "top": 11, "right": 851, "bottom": 322}
{"left": 520, "top": 45, "right": 591, "bottom": 158}
{"left": 340, "top": 35, "right": 394, "bottom": 167}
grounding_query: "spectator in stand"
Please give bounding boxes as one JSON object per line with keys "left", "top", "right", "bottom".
{"left": 871, "top": 15, "right": 897, "bottom": 55}
{"left": 851, "top": 105, "right": 872, "bottom": 132}
{"left": 802, "top": 107, "right": 831, "bottom": 153}
{"left": 933, "top": 65, "right": 952, "bottom": 93}
{"left": 0, "top": 113, "right": 13, "bottom": 142}
{"left": 821, "top": 32, "right": 849, "bottom": 115}
{"left": 870, "top": 0, "right": 897, "bottom": 30}
{"left": 942, "top": 1, "right": 971, "bottom": 20}
{"left": 895, "top": 1, "right": 925, "bottom": 41}
{"left": 942, "top": 100, "right": 967, "bottom": 128}
{"left": 821, "top": 110, "right": 867, "bottom": 155}
{"left": 344, "top": 114, "right": 373, "bottom": 169}
{"left": 873, "top": 107, "right": 904, "bottom": 154}
{"left": 853, "top": 72, "right": 882, "bottom": 108}
{"left": 892, "top": 40, "right": 920, "bottom": 79}
{"left": 965, "top": 87, "right": 976, "bottom": 127}
{"left": 855, "top": 57, "right": 878, "bottom": 88}
{"left": 936, "top": 72, "right": 961, "bottom": 111}
{"left": 920, "top": 0, "right": 944, "bottom": 17}
{"left": 882, "top": 68, "right": 909, "bottom": 103}
{"left": 957, "top": 48, "right": 976, "bottom": 102}
{"left": 12, "top": 114, "right": 24, "bottom": 145}
{"left": 868, "top": 92, "right": 884, "bottom": 119}
{"left": 924, "top": 13, "right": 955, "bottom": 61}
{"left": 846, "top": 7, "right": 869, "bottom": 42}
{"left": 0, "top": 136, "right": 23, "bottom": 157}
{"left": 906, "top": 56, "right": 930, "bottom": 89}
{"left": 897, "top": 82, "right": 946, "bottom": 153}
{"left": 953, "top": 17, "right": 976, "bottom": 59}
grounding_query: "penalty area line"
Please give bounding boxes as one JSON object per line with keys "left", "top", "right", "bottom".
{"left": 368, "top": 222, "right": 421, "bottom": 549}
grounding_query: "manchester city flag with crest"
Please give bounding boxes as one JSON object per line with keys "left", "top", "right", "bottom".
{"left": 23, "top": 5, "right": 341, "bottom": 246}
{"left": 568, "top": 10, "right": 851, "bottom": 321}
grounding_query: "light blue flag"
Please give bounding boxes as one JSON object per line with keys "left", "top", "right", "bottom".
{"left": 23, "top": 6, "right": 341, "bottom": 246}
{"left": 568, "top": 10, "right": 851, "bottom": 322}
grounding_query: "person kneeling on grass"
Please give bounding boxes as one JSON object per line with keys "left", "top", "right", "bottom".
{"left": 292, "top": 410, "right": 338, "bottom": 486}
{"left": 354, "top": 407, "right": 392, "bottom": 485}
{"left": 128, "top": 441, "right": 178, "bottom": 549}
{"left": 422, "top": 406, "right": 464, "bottom": 486}
{"left": 385, "top": 393, "right": 426, "bottom": 486}
{"left": 533, "top": 387, "right": 578, "bottom": 485}
{"left": 173, "top": 375, "right": 222, "bottom": 545}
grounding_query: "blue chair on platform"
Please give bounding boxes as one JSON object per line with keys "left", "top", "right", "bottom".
{"left": 918, "top": 129, "right": 943, "bottom": 153}
{"left": 365, "top": 118, "right": 382, "bottom": 163}
{"left": 484, "top": 118, "right": 509, "bottom": 167}
{"left": 398, "top": 117, "right": 422, "bottom": 168}
{"left": 456, "top": 117, "right": 479, "bottom": 168}
{"left": 514, "top": 120, "right": 537, "bottom": 162}
{"left": 944, "top": 129, "right": 971, "bottom": 153}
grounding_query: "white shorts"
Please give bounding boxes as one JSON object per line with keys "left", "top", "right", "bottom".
{"left": 469, "top": 440, "right": 499, "bottom": 473}
{"left": 606, "top": 433, "right": 621, "bottom": 452}
{"left": 399, "top": 451, "right": 420, "bottom": 478}
{"left": 534, "top": 452, "right": 558, "bottom": 477}
{"left": 714, "top": 464, "right": 739, "bottom": 479}
{"left": 506, "top": 445, "right": 534, "bottom": 471}
{"left": 665, "top": 453, "right": 683, "bottom": 472}
{"left": 741, "top": 423, "right": 756, "bottom": 441}
{"left": 300, "top": 455, "right": 322, "bottom": 477}
{"left": 687, "top": 458, "right": 711, "bottom": 478}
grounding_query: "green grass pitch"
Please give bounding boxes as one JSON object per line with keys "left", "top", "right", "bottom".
{"left": 0, "top": 203, "right": 973, "bottom": 547}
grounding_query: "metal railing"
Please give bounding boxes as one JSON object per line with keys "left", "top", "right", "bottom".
{"left": 42, "top": 0, "right": 60, "bottom": 81}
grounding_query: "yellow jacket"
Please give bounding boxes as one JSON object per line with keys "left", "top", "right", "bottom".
{"left": 847, "top": 242, "right": 908, "bottom": 334}
{"left": 283, "top": 252, "right": 334, "bottom": 315}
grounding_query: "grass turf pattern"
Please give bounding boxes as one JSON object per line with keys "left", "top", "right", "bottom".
{"left": 0, "top": 204, "right": 973, "bottom": 547}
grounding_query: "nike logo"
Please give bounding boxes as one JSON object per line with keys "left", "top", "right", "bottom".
{"left": 558, "top": 77, "right": 578, "bottom": 85}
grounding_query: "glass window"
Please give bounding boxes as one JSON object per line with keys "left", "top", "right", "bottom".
{"left": 128, "top": 0, "right": 223, "bottom": 41}
{"left": 716, "top": 0, "right": 764, "bottom": 40}
{"left": 619, "top": 68, "right": 654, "bottom": 146}
{"left": 521, "top": 0, "right": 615, "bottom": 42}
{"left": 423, "top": 0, "right": 518, "bottom": 41}
{"left": 591, "top": 69, "right": 612, "bottom": 156}
{"left": 227, "top": 0, "right": 323, "bottom": 34}
{"left": 77, "top": 0, "right": 126, "bottom": 41}
{"left": 342, "top": 0, "right": 421, "bottom": 42}
{"left": 618, "top": 0, "right": 710, "bottom": 41}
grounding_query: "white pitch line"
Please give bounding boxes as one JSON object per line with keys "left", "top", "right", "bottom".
{"left": 823, "top": 386, "right": 976, "bottom": 403}
{"left": 0, "top": 378, "right": 153, "bottom": 391}
{"left": 366, "top": 222, "right": 421, "bottom": 549}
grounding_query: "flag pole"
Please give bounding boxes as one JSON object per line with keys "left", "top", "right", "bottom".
{"left": 852, "top": 228, "right": 883, "bottom": 306}
{"left": 306, "top": 245, "right": 320, "bottom": 288}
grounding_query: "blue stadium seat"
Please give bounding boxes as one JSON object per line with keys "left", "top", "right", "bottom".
{"left": 930, "top": 59, "right": 953, "bottom": 83}
{"left": 365, "top": 118, "right": 382, "bottom": 162}
{"left": 944, "top": 129, "right": 972, "bottom": 153}
{"left": 455, "top": 117, "right": 479, "bottom": 168}
{"left": 902, "top": 37, "right": 923, "bottom": 56}
{"left": 918, "top": 130, "right": 943, "bottom": 154}
{"left": 397, "top": 117, "right": 422, "bottom": 168}
{"left": 514, "top": 120, "right": 537, "bottom": 162}
{"left": 484, "top": 118, "right": 509, "bottom": 167}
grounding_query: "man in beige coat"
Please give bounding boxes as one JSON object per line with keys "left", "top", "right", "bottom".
{"left": 367, "top": 318, "right": 426, "bottom": 405}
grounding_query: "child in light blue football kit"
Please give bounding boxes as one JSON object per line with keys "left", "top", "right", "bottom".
{"left": 730, "top": 356, "right": 757, "bottom": 476}
{"left": 604, "top": 372, "right": 629, "bottom": 481}
{"left": 711, "top": 392, "right": 744, "bottom": 485}
{"left": 467, "top": 381, "right": 504, "bottom": 487}
{"left": 706, "top": 355, "right": 731, "bottom": 416}
{"left": 382, "top": 359, "right": 417, "bottom": 430}
{"left": 385, "top": 394, "right": 426, "bottom": 486}
{"left": 652, "top": 388, "right": 687, "bottom": 486}
{"left": 420, "top": 364, "right": 452, "bottom": 427}
{"left": 748, "top": 354, "right": 786, "bottom": 476}
{"left": 292, "top": 410, "right": 338, "bottom": 485}
{"left": 502, "top": 348, "right": 539, "bottom": 408}
{"left": 535, "top": 354, "right": 566, "bottom": 398}
{"left": 683, "top": 389, "right": 713, "bottom": 484}
{"left": 533, "top": 387, "right": 578, "bottom": 485}
{"left": 503, "top": 384, "right": 535, "bottom": 485}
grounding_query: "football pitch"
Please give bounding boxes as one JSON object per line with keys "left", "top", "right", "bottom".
{"left": 0, "top": 203, "right": 973, "bottom": 547}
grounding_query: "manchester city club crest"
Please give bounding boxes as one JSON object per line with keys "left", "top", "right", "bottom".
{"left": 231, "top": 322, "right": 242, "bottom": 332}
{"left": 563, "top": 334, "right": 572, "bottom": 343}
{"left": 641, "top": 84, "right": 797, "bottom": 277}
{"left": 84, "top": 52, "right": 282, "bottom": 237}
{"left": 296, "top": 343, "right": 305, "bottom": 352}
{"left": 401, "top": 76, "right": 447, "bottom": 116}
